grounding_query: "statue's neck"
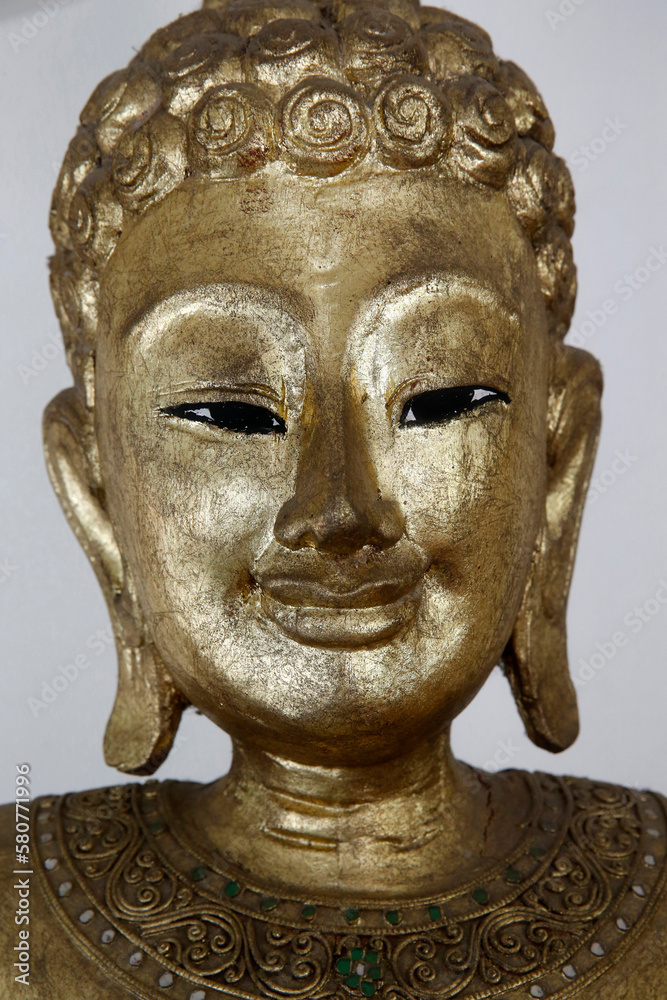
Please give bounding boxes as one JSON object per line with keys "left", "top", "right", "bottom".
{"left": 170, "top": 733, "right": 527, "bottom": 898}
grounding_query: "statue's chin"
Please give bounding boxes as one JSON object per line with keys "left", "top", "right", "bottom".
{"left": 154, "top": 602, "right": 497, "bottom": 767}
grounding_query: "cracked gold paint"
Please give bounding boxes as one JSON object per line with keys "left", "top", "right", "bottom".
{"left": 1, "top": 0, "right": 666, "bottom": 996}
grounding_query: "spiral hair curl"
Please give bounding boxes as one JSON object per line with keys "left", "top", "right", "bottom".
{"left": 50, "top": 0, "right": 576, "bottom": 397}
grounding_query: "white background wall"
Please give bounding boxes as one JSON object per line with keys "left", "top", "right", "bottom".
{"left": 1, "top": 0, "right": 666, "bottom": 802}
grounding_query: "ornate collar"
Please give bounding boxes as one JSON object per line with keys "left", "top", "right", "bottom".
{"left": 34, "top": 773, "right": 666, "bottom": 999}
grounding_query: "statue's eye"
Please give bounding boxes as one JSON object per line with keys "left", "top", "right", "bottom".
{"left": 400, "top": 386, "right": 509, "bottom": 427}
{"left": 163, "top": 402, "right": 286, "bottom": 435}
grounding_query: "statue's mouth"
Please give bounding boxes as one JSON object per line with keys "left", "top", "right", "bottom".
{"left": 258, "top": 583, "right": 423, "bottom": 648}
{"left": 252, "top": 539, "right": 429, "bottom": 647}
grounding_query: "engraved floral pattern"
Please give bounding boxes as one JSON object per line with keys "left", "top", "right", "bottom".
{"left": 35, "top": 776, "right": 666, "bottom": 999}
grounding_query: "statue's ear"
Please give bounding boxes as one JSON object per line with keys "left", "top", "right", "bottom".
{"left": 503, "top": 345, "right": 603, "bottom": 752}
{"left": 43, "top": 387, "right": 184, "bottom": 775}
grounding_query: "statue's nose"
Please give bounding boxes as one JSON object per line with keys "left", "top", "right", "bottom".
{"left": 273, "top": 396, "right": 405, "bottom": 555}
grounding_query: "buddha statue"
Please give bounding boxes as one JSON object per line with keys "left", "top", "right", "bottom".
{"left": 1, "top": 0, "right": 665, "bottom": 996}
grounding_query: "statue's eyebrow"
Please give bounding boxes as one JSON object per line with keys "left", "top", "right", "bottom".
{"left": 125, "top": 283, "right": 305, "bottom": 349}
{"left": 360, "top": 273, "right": 522, "bottom": 330}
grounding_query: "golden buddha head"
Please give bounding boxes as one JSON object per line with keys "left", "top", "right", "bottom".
{"left": 44, "top": 0, "right": 602, "bottom": 776}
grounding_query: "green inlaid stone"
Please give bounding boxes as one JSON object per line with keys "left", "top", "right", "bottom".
{"left": 530, "top": 846, "right": 546, "bottom": 859}
{"left": 364, "top": 951, "right": 378, "bottom": 964}
{"left": 301, "top": 904, "right": 316, "bottom": 919}
{"left": 472, "top": 888, "right": 489, "bottom": 905}
{"left": 148, "top": 821, "right": 165, "bottom": 835}
{"left": 261, "top": 896, "right": 278, "bottom": 912}
{"left": 346, "top": 909, "right": 360, "bottom": 924}
{"left": 385, "top": 909, "right": 400, "bottom": 925}
{"left": 336, "top": 958, "right": 351, "bottom": 975}
{"left": 191, "top": 866, "right": 207, "bottom": 882}
{"left": 505, "top": 867, "right": 522, "bottom": 884}
{"left": 351, "top": 947, "right": 363, "bottom": 961}
{"left": 369, "top": 966, "right": 382, "bottom": 980}
{"left": 345, "top": 976, "right": 360, "bottom": 988}
{"left": 541, "top": 820, "right": 557, "bottom": 833}
{"left": 361, "top": 982, "right": 375, "bottom": 997}
{"left": 225, "top": 881, "right": 240, "bottom": 898}
{"left": 428, "top": 905, "right": 442, "bottom": 921}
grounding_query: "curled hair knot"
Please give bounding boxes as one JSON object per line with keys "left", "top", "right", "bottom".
{"left": 332, "top": 0, "right": 421, "bottom": 31}
{"left": 80, "top": 68, "right": 162, "bottom": 157}
{"left": 80, "top": 70, "right": 130, "bottom": 129}
{"left": 340, "top": 10, "right": 427, "bottom": 90}
{"left": 190, "top": 83, "right": 277, "bottom": 174}
{"left": 508, "top": 139, "right": 558, "bottom": 239}
{"left": 420, "top": 13, "right": 499, "bottom": 83}
{"left": 554, "top": 155, "right": 576, "bottom": 238}
{"left": 162, "top": 34, "right": 245, "bottom": 116}
{"left": 280, "top": 77, "right": 370, "bottom": 174}
{"left": 163, "top": 34, "right": 230, "bottom": 81}
{"left": 342, "top": 8, "right": 414, "bottom": 49}
{"left": 218, "top": 0, "right": 320, "bottom": 38}
{"left": 67, "top": 170, "right": 123, "bottom": 267}
{"left": 501, "top": 60, "right": 555, "bottom": 151}
{"left": 452, "top": 78, "right": 517, "bottom": 187}
{"left": 139, "top": 10, "right": 224, "bottom": 62}
{"left": 247, "top": 20, "right": 343, "bottom": 92}
{"left": 112, "top": 113, "right": 187, "bottom": 213}
{"left": 374, "top": 74, "right": 452, "bottom": 167}
{"left": 50, "top": 129, "right": 101, "bottom": 250}
{"left": 536, "top": 224, "right": 577, "bottom": 338}
{"left": 419, "top": 8, "right": 492, "bottom": 51}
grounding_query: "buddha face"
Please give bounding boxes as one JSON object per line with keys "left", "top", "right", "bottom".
{"left": 93, "top": 168, "right": 549, "bottom": 767}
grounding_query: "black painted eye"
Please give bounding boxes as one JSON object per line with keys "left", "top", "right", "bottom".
{"left": 400, "top": 386, "right": 509, "bottom": 427}
{"left": 163, "top": 402, "right": 286, "bottom": 435}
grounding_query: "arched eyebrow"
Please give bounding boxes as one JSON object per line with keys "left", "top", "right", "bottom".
{"left": 357, "top": 273, "right": 522, "bottom": 335}
{"left": 124, "top": 282, "right": 306, "bottom": 350}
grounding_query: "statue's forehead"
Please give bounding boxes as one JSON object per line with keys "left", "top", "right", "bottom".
{"left": 100, "top": 171, "right": 539, "bottom": 343}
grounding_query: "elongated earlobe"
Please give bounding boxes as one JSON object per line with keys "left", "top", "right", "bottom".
{"left": 43, "top": 387, "right": 184, "bottom": 774}
{"left": 103, "top": 641, "right": 184, "bottom": 775}
{"left": 503, "top": 345, "right": 603, "bottom": 752}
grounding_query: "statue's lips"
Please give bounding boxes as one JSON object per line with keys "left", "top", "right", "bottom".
{"left": 253, "top": 543, "right": 429, "bottom": 646}
{"left": 258, "top": 581, "right": 423, "bottom": 648}
{"left": 257, "top": 576, "right": 421, "bottom": 609}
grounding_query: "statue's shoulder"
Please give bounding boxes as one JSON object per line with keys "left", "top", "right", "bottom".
{"left": 0, "top": 790, "right": 130, "bottom": 999}
{"left": 4, "top": 775, "right": 667, "bottom": 999}
{"left": 552, "top": 773, "right": 667, "bottom": 999}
